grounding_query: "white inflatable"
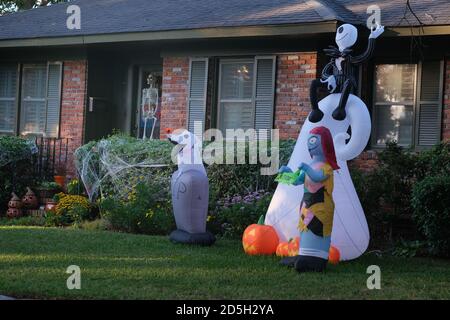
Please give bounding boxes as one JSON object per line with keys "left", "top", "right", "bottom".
{"left": 265, "top": 93, "right": 371, "bottom": 261}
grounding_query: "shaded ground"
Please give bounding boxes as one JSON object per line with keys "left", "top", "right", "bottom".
{"left": 0, "top": 227, "right": 449, "bottom": 299}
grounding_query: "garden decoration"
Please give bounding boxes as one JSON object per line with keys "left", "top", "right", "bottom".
{"left": 7, "top": 192, "right": 23, "bottom": 218}
{"left": 22, "top": 187, "right": 39, "bottom": 209}
{"left": 141, "top": 74, "right": 159, "bottom": 140}
{"left": 168, "top": 129, "right": 215, "bottom": 245}
{"left": 242, "top": 215, "right": 279, "bottom": 255}
{"left": 265, "top": 23, "right": 384, "bottom": 262}
{"left": 276, "top": 127, "right": 339, "bottom": 272}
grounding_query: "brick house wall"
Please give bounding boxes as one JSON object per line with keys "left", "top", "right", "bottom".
{"left": 60, "top": 60, "right": 87, "bottom": 178}
{"left": 274, "top": 53, "right": 317, "bottom": 139}
{"left": 159, "top": 57, "right": 190, "bottom": 139}
{"left": 158, "top": 54, "right": 450, "bottom": 173}
{"left": 159, "top": 53, "right": 318, "bottom": 139}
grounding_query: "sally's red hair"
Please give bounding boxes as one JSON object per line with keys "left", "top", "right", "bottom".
{"left": 309, "top": 126, "right": 340, "bottom": 170}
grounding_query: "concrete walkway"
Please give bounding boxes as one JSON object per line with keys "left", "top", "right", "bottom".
{"left": 0, "top": 295, "right": 14, "bottom": 300}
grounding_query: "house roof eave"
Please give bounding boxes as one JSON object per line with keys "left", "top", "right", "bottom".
{"left": 0, "top": 21, "right": 338, "bottom": 48}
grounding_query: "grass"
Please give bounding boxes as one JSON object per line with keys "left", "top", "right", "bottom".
{"left": 0, "top": 226, "right": 449, "bottom": 299}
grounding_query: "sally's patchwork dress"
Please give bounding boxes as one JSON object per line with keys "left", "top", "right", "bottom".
{"left": 298, "top": 162, "right": 334, "bottom": 260}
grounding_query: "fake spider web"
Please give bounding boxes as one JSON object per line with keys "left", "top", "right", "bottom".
{"left": 74, "top": 137, "right": 173, "bottom": 202}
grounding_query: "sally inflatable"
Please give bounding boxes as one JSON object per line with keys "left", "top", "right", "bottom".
{"left": 277, "top": 126, "right": 339, "bottom": 272}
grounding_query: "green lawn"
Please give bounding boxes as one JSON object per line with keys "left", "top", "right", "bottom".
{"left": 0, "top": 226, "right": 449, "bottom": 299}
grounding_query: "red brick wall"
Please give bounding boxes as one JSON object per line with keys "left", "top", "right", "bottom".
{"left": 443, "top": 57, "right": 450, "bottom": 142}
{"left": 60, "top": 60, "right": 87, "bottom": 178}
{"left": 160, "top": 57, "right": 189, "bottom": 139}
{"left": 274, "top": 53, "right": 317, "bottom": 139}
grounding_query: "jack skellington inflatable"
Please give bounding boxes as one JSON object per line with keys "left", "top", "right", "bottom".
{"left": 265, "top": 24, "right": 384, "bottom": 269}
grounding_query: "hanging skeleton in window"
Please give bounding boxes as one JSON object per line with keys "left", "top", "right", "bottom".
{"left": 141, "top": 74, "right": 159, "bottom": 140}
{"left": 309, "top": 23, "right": 384, "bottom": 123}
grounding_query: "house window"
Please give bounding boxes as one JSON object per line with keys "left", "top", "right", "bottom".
{"left": 372, "top": 61, "right": 443, "bottom": 149}
{"left": 0, "top": 62, "right": 62, "bottom": 137}
{"left": 0, "top": 65, "right": 18, "bottom": 134}
{"left": 216, "top": 57, "right": 276, "bottom": 135}
{"left": 218, "top": 60, "right": 255, "bottom": 131}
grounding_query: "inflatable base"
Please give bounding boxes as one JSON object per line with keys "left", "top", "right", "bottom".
{"left": 169, "top": 229, "right": 216, "bottom": 246}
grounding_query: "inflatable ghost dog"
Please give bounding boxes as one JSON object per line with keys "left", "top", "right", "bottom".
{"left": 168, "top": 129, "right": 215, "bottom": 245}
{"left": 265, "top": 23, "right": 384, "bottom": 262}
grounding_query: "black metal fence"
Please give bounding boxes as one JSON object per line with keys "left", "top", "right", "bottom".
{"left": 33, "top": 137, "right": 69, "bottom": 180}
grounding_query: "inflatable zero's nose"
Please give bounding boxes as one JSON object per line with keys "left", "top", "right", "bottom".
{"left": 265, "top": 94, "right": 371, "bottom": 261}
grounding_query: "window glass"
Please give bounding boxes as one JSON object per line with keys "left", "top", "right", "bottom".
{"left": 219, "top": 61, "right": 254, "bottom": 130}
{"left": 0, "top": 65, "right": 18, "bottom": 133}
{"left": 220, "top": 62, "right": 253, "bottom": 100}
{"left": 20, "top": 64, "right": 47, "bottom": 135}
{"left": 374, "top": 64, "right": 416, "bottom": 146}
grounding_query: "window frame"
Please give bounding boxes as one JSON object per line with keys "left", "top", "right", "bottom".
{"left": 0, "top": 63, "right": 21, "bottom": 135}
{"left": 370, "top": 60, "right": 443, "bottom": 151}
{"left": 216, "top": 58, "right": 256, "bottom": 132}
{"left": 0, "top": 61, "right": 63, "bottom": 138}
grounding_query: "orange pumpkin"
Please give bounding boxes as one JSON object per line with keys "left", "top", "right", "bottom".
{"left": 287, "top": 237, "right": 300, "bottom": 256}
{"left": 276, "top": 242, "right": 289, "bottom": 257}
{"left": 242, "top": 215, "right": 279, "bottom": 255}
{"left": 328, "top": 245, "right": 340, "bottom": 264}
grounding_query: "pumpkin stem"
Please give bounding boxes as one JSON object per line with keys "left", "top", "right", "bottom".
{"left": 288, "top": 238, "right": 293, "bottom": 243}
{"left": 257, "top": 215, "right": 265, "bottom": 225}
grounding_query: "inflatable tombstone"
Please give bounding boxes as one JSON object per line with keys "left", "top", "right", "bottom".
{"left": 266, "top": 23, "right": 384, "bottom": 264}
{"left": 168, "top": 129, "right": 215, "bottom": 246}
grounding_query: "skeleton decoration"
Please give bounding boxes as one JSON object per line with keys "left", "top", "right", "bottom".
{"left": 141, "top": 74, "right": 159, "bottom": 140}
{"left": 265, "top": 23, "right": 384, "bottom": 262}
{"left": 167, "top": 129, "right": 215, "bottom": 246}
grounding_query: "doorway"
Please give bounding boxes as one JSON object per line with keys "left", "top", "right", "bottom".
{"left": 135, "top": 66, "right": 162, "bottom": 139}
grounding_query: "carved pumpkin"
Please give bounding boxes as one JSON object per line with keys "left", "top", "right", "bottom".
{"left": 22, "top": 187, "right": 39, "bottom": 209}
{"left": 242, "top": 215, "right": 279, "bottom": 255}
{"left": 8, "top": 192, "right": 23, "bottom": 209}
{"left": 287, "top": 237, "right": 300, "bottom": 257}
{"left": 276, "top": 241, "right": 289, "bottom": 257}
{"left": 328, "top": 245, "right": 340, "bottom": 264}
{"left": 7, "top": 207, "right": 22, "bottom": 218}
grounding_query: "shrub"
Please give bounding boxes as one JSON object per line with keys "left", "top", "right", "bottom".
{"left": 208, "top": 190, "right": 272, "bottom": 238}
{"left": 0, "top": 136, "right": 36, "bottom": 213}
{"left": 75, "top": 133, "right": 295, "bottom": 203}
{"left": 67, "top": 179, "right": 83, "bottom": 195}
{"left": 412, "top": 175, "right": 450, "bottom": 257}
{"left": 99, "top": 182, "right": 174, "bottom": 235}
{"left": 207, "top": 139, "right": 295, "bottom": 198}
{"left": 51, "top": 193, "right": 93, "bottom": 225}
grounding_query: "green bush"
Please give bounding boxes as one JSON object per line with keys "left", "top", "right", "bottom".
{"left": 208, "top": 190, "right": 272, "bottom": 238}
{"left": 207, "top": 139, "right": 295, "bottom": 198}
{"left": 75, "top": 134, "right": 295, "bottom": 236}
{"left": 0, "top": 136, "right": 36, "bottom": 213}
{"left": 100, "top": 182, "right": 174, "bottom": 235}
{"left": 351, "top": 141, "right": 450, "bottom": 247}
{"left": 412, "top": 175, "right": 450, "bottom": 257}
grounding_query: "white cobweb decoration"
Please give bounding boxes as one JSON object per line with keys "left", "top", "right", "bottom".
{"left": 74, "top": 136, "right": 173, "bottom": 202}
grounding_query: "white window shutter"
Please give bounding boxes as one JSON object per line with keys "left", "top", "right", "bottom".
{"left": 188, "top": 58, "right": 208, "bottom": 133}
{"left": 254, "top": 56, "right": 276, "bottom": 139}
{"left": 416, "top": 61, "right": 444, "bottom": 148}
{"left": 45, "top": 62, "right": 63, "bottom": 137}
